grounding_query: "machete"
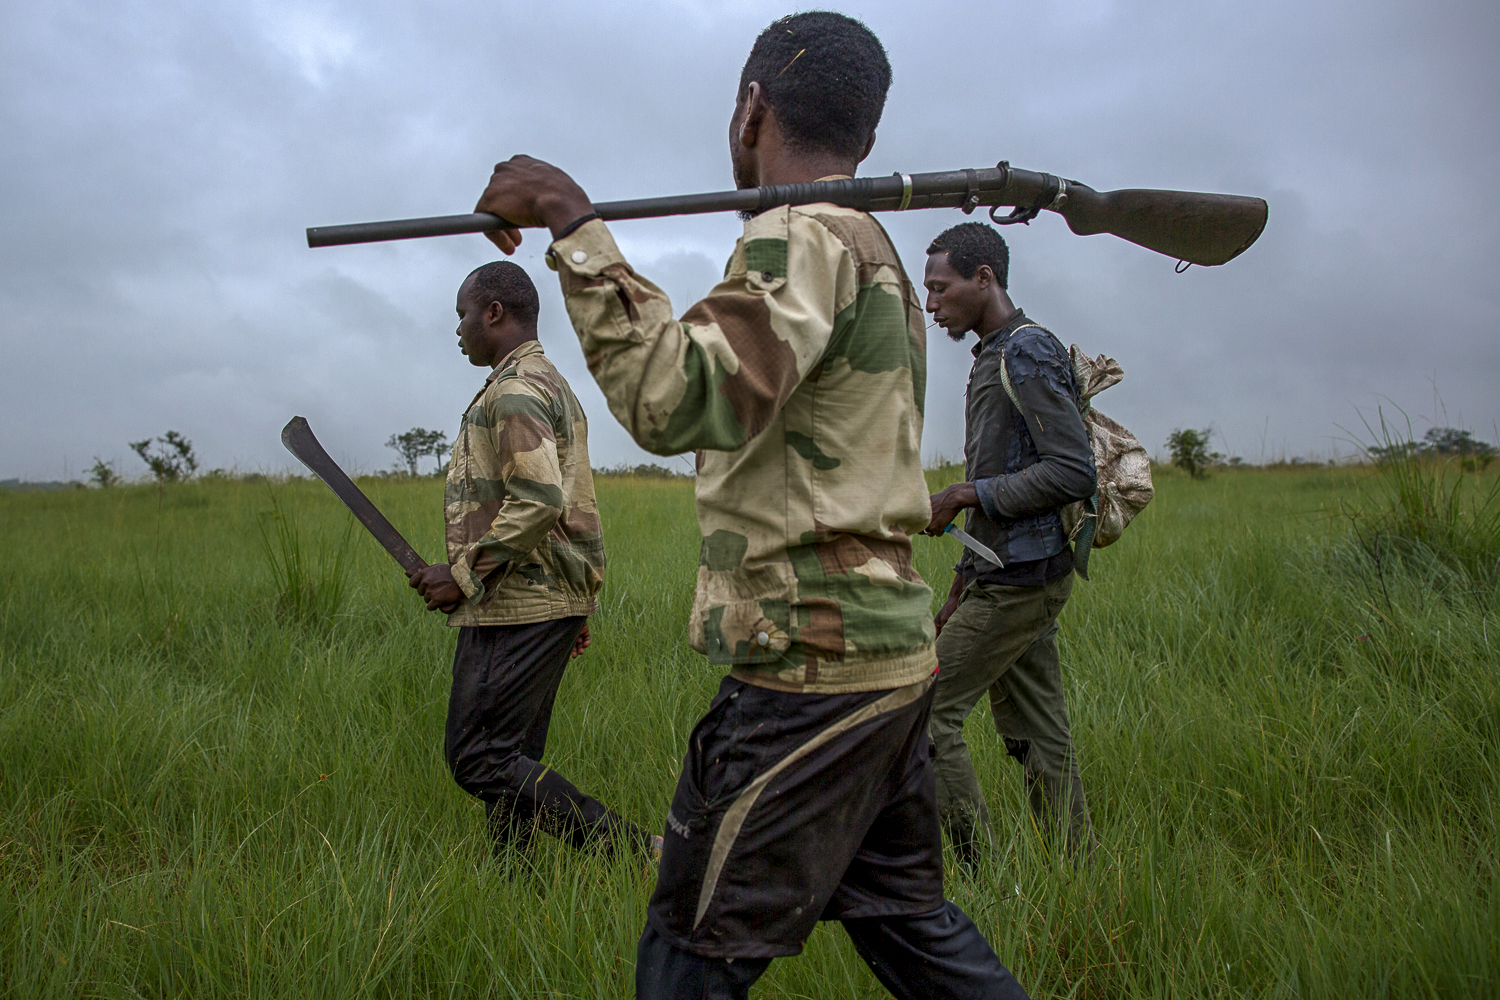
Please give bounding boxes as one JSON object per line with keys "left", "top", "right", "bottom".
{"left": 280, "top": 415, "right": 430, "bottom": 574}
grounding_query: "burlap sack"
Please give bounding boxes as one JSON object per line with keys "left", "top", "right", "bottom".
{"left": 1060, "top": 347, "right": 1154, "bottom": 548}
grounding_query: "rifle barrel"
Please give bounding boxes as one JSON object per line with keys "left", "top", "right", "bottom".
{"left": 306, "top": 167, "right": 1027, "bottom": 248}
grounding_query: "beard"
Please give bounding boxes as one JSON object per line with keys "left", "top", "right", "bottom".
{"left": 945, "top": 328, "right": 968, "bottom": 343}
{"left": 732, "top": 154, "right": 755, "bottom": 192}
{"left": 733, "top": 152, "right": 759, "bottom": 220}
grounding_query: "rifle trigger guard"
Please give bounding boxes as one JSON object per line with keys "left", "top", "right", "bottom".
{"left": 991, "top": 172, "right": 1065, "bottom": 226}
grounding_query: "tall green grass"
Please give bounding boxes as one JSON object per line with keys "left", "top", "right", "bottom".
{"left": 1344, "top": 411, "right": 1500, "bottom": 592}
{"left": 0, "top": 467, "right": 1494, "bottom": 997}
{"left": 256, "top": 484, "right": 357, "bottom": 627}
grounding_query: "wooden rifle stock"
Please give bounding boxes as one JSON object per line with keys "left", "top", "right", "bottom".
{"left": 306, "top": 163, "right": 1267, "bottom": 267}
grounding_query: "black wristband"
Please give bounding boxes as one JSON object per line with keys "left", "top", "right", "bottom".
{"left": 554, "top": 212, "right": 599, "bottom": 240}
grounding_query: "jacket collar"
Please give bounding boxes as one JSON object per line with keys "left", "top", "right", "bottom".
{"left": 973, "top": 309, "right": 1029, "bottom": 357}
{"left": 488, "top": 339, "right": 544, "bottom": 381}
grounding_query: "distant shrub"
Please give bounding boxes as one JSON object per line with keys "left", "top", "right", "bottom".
{"left": 596, "top": 462, "right": 692, "bottom": 479}
{"left": 88, "top": 457, "right": 120, "bottom": 488}
{"left": 130, "top": 431, "right": 198, "bottom": 483}
{"left": 1166, "top": 428, "right": 1223, "bottom": 480}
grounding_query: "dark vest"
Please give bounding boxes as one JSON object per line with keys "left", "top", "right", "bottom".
{"left": 962, "top": 312, "right": 1088, "bottom": 572}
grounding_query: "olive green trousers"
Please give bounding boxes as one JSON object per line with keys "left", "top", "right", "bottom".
{"left": 930, "top": 573, "right": 1094, "bottom": 861}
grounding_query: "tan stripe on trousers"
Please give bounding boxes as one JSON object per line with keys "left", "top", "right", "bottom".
{"left": 693, "top": 675, "right": 935, "bottom": 929}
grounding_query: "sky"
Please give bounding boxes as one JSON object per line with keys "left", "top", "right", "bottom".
{"left": 2, "top": 0, "right": 1497, "bottom": 482}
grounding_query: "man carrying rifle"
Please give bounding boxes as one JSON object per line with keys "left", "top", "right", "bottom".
{"left": 922, "top": 223, "right": 1098, "bottom": 865}
{"left": 472, "top": 12, "right": 1031, "bottom": 1000}
{"left": 407, "top": 261, "right": 654, "bottom": 860}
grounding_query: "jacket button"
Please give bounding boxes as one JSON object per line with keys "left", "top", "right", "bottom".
{"left": 756, "top": 631, "right": 770, "bottom": 646}
{"left": 571, "top": 250, "right": 588, "bottom": 264}
{"left": 761, "top": 270, "right": 774, "bottom": 282}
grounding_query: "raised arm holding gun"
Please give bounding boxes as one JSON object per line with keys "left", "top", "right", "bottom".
{"left": 473, "top": 13, "right": 1033, "bottom": 1000}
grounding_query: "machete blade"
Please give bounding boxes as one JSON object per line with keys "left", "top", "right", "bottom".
{"left": 280, "top": 416, "right": 429, "bottom": 574}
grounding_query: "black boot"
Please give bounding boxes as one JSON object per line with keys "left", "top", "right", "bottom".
{"left": 484, "top": 791, "right": 535, "bottom": 858}
{"left": 944, "top": 813, "right": 985, "bottom": 877}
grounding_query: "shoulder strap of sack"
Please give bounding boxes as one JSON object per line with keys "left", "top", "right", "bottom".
{"left": 996, "top": 322, "right": 1044, "bottom": 414}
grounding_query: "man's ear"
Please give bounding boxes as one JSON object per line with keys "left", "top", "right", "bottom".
{"left": 738, "top": 81, "right": 767, "bottom": 149}
{"left": 858, "top": 130, "right": 876, "bottom": 164}
{"left": 485, "top": 299, "right": 506, "bottom": 327}
{"left": 974, "top": 264, "right": 994, "bottom": 289}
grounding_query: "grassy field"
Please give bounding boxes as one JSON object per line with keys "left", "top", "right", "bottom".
{"left": 0, "top": 463, "right": 1495, "bottom": 998}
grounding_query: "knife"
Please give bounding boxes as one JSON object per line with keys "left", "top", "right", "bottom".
{"left": 945, "top": 524, "right": 1005, "bottom": 568}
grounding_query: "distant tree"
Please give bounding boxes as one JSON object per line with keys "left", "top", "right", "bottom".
{"left": 1425, "top": 426, "right": 1496, "bottom": 471}
{"left": 1423, "top": 426, "right": 1496, "bottom": 458}
{"left": 129, "top": 431, "right": 198, "bottom": 483}
{"left": 386, "top": 428, "right": 449, "bottom": 476}
{"left": 1367, "top": 426, "right": 1496, "bottom": 468}
{"left": 88, "top": 457, "right": 120, "bottom": 488}
{"left": 597, "top": 462, "right": 689, "bottom": 479}
{"left": 1167, "top": 427, "right": 1222, "bottom": 480}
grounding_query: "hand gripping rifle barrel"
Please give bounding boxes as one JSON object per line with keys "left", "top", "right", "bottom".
{"left": 306, "top": 163, "right": 1268, "bottom": 267}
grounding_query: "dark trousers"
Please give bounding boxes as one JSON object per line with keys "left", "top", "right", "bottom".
{"left": 446, "top": 618, "right": 644, "bottom": 853}
{"left": 636, "top": 904, "right": 1029, "bottom": 1000}
{"left": 637, "top": 675, "right": 1030, "bottom": 998}
{"left": 932, "top": 574, "right": 1094, "bottom": 861}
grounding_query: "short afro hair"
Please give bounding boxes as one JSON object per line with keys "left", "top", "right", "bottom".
{"left": 465, "top": 261, "right": 539, "bottom": 330}
{"left": 739, "top": 12, "right": 891, "bottom": 161}
{"left": 927, "top": 223, "right": 1010, "bottom": 288}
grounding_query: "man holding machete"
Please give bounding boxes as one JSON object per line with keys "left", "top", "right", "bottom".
{"left": 408, "top": 261, "right": 656, "bottom": 860}
{"left": 469, "top": 12, "right": 1031, "bottom": 1000}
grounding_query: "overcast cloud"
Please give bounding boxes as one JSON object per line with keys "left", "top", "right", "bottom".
{"left": 2, "top": 0, "right": 1497, "bottom": 481}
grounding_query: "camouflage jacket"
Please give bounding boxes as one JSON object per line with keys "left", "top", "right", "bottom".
{"left": 547, "top": 201, "right": 935, "bottom": 694}
{"left": 443, "top": 341, "right": 604, "bottom": 626}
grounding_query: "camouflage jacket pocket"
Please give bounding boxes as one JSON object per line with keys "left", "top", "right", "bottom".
{"left": 696, "top": 598, "right": 793, "bottom": 665}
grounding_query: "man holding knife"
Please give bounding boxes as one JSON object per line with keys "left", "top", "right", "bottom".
{"left": 922, "top": 222, "right": 1099, "bottom": 866}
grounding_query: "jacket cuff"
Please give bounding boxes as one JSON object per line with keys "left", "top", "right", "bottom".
{"left": 448, "top": 556, "right": 487, "bottom": 605}
{"left": 973, "top": 476, "right": 1007, "bottom": 521}
{"left": 546, "top": 218, "right": 628, "bottom": 291}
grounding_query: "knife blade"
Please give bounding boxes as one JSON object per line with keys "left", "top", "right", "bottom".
{"left": 945, "top": 524, "right": 1005, "bottom": 568}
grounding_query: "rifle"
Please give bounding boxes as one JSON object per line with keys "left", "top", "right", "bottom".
{"left": 306, "top": 162, "right": 1267, "bottom": 267}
